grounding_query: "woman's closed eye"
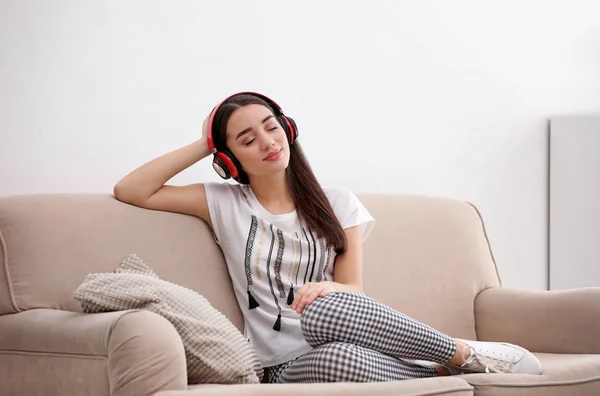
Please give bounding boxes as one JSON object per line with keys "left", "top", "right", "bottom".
{"left": 244, "top": 126, "right": 278, "bottom": 145}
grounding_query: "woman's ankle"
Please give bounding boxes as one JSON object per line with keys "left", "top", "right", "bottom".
{"left": 434, "top": 365, "right": 451, "bottom": 376}
{"left": 448, "top": 339, "right": 470, "bottom": 366}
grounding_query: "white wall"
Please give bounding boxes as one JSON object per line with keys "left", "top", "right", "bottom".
{"left": 1, "top": 0, "right": 600, "bottom": 290}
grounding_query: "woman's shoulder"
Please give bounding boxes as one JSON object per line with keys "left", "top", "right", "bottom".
{"left": 322, "top": 186, "right": 359, "bottom": 203}
{"left": 203, "top": 181, "right": 250, "bottom": 203}
{"left": 204, "top": 181, "right": 248, "bottom": 192}
{"left": 321, "top": 186, "right": 367, "bottom": 216}
{"left": 322, "top": 186, "right": 375, "bottom": 236}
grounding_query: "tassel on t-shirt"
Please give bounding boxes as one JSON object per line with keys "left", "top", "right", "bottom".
{"left": 273, "top": 313, "right": 282, "bottom": 331}
{"left": 248, "top": 290, "right": 260, "bottom": 309}
{"left": 286, "top": 285, "right": 295, "bottom": 305}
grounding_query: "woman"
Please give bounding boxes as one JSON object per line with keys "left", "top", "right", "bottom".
{"left": 113, "top": 92, "right": 542, "bottom": 383}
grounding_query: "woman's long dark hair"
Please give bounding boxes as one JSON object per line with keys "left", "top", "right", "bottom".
{"left": 212, "top": 94, "right": 347, "bottom": 254}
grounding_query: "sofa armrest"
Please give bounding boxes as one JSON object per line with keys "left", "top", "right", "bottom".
{"left": 475, "top": 287, "right": 600, "bottom": 354}
{"left": 0, "top": 309, "right": 187, "bottom": 396}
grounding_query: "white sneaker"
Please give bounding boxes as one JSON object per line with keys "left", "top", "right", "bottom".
{"left": 448, "top": 339, "right": 542, "bottom": 375}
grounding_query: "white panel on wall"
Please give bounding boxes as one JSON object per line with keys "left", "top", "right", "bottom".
{"left": 550, "top": 116, "right": 600, "bottom": 290}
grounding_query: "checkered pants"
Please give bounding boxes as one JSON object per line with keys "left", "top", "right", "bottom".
{"left": 263, "top": 292, "right": 456, "bottom": 383}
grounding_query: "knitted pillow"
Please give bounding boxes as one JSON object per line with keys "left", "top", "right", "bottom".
{"left": 73, "top": 253, "right": 263, "bottom": 384}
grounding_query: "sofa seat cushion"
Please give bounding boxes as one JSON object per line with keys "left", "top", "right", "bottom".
{"left": 156, "top": 376, "right": 474, "bottom": 396}
{"left": 459, "top": 353, "right": 600, "bottom": 396}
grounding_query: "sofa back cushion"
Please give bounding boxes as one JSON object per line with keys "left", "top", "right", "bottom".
{"left": 358, "top": 194, "right": 501, "bottom": 340}
{"left": 0, "top": 194, "right": 244, "bottom": 331}
{"left": 0, "top": 192, "right": 501, "bottom": 340}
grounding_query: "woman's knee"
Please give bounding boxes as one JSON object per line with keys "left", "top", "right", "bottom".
{"left": 300, "top": 292, "right": 342, "bottom": 346}
{"left": 300, "top": 292, "right": 369, "bottom": 347}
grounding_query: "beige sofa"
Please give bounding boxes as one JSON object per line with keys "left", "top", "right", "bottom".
{"left": 1, "top": 192, "right": 599, "bottom": 396}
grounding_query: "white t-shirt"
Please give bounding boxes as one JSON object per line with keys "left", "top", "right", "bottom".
{"left": 204, "top": 182, "right": 376, "bottom": 367}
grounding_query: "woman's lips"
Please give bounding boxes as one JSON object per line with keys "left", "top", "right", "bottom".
{"left": 264, "top": 149, "right": 283, "bottom": 161}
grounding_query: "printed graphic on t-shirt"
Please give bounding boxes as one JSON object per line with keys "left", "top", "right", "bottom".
{"left": 243, "top": 215, "right": 333, "bottom": 332}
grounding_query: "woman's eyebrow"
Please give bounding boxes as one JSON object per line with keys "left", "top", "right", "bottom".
{"left": 235, "top": 115, "right": 275, "bottom": 140}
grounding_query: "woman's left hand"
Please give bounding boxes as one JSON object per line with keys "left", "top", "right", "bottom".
{"left": 290, "top": 281, "right": 339, "bottom": 314}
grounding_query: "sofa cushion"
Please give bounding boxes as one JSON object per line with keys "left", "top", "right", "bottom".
{"left": 158, "top": 376, "right": 474, "bottom": 396}
{"left": 357, "top": 194, "right": 501, "bottom": 341}
{"left": 459, "top": 353, "right": 600, "bottom": 395}
{"left": 0, "top": 194, "right": 242, "bottom": 334}
{"left": 73, "top": 253, "right": 263, "bottom": 385}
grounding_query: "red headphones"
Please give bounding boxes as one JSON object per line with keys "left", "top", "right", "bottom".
{"left": 206, "top": 92, "right": 299, "bottom": 181}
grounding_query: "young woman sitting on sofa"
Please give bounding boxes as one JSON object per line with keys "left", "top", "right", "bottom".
{"left": 113, "top": 92, "right": 542, "bottom": 383}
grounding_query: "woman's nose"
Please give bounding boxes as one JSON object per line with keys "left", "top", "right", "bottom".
{"left": 261, "top": 137, "right": 275, "bottom": 150}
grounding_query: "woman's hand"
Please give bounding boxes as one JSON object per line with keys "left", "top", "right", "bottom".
{"left": 290, "top": 281, "right": 339, "bottom": 314}
{"left": 201, "top": 110, "right": 212, "bottom": 144}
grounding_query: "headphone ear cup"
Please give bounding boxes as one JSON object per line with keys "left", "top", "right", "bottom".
{"left": 212, "top": 154, "right": 231, "bottom": 180}
{"left": 227, "top": 151, "right": 244, "bottom": 181}
{"left": 279, "top": 115, "right": 299, "bottom": 144}
{"left": 212, "top": 150, "right": 241, "bottom": 180}
{"left": 287, "top": 117, "right": 298, "bottom": 143}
